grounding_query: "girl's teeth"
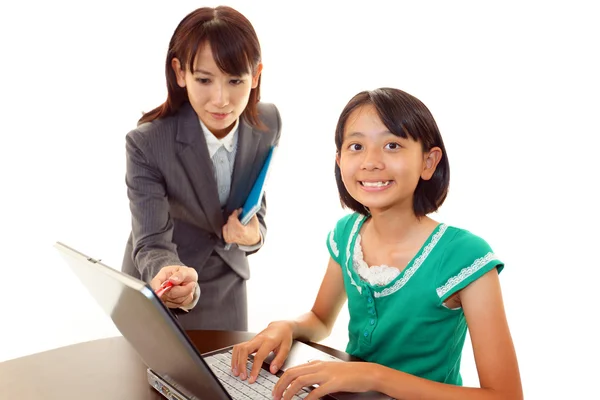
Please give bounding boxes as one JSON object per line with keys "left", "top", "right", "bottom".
{"left": 362, "top": 181, "right": 390, "bottom": 187}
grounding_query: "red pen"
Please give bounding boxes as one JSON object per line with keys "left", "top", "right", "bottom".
{"left": 155, "top": 280, "right": 174, "bottom": 297}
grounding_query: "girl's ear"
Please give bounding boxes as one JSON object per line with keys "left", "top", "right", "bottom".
{"left": 421, "top": 147, "right": 442, "bottom": 180}
{"left": 336, "top": 151, "right": 341, "bottom": 167}
{"left": 171, "top": 58, "right": 187, "bottom": 88}
{"left": 251, "top": 63, "right": 263, "bottom": 88}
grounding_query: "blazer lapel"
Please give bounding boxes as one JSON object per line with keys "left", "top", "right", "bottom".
{"left": 225, "top": 118, "right": 262, "bottom": 216}
{"left": 175, "top": 103, "right": 224, "bottom": 236}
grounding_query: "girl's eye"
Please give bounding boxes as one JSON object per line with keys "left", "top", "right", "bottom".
{"left": 196, "top": 78, "right": 210, "bottom": 84}
{"left": 385, "top": 142, "right": 401, "bottom": 150}
{"left": 348, "top": 143, "right": 363, "bottom": 151}
{"left": 230, "top": 79, "right": 243, "bottom": 85}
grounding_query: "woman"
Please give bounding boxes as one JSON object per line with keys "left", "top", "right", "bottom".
{"left": 122, "top": 6, "right": 281, "bottom": 331}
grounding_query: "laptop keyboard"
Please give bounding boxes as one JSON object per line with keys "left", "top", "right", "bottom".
{"left": 205, "top": 350, "right": 311, "bottom": 400}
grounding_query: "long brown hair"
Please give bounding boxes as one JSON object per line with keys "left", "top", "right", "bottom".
{"left": 139, "top": 6, "right": 263, "bottom": 127}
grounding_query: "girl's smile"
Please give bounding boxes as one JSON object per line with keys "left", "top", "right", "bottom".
{"left": 358, "top": 180, "right": 394, "bottom": 192}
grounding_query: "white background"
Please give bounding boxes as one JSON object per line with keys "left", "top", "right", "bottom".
{"left": 1, "top": 1, "right": 599, "bottom": 398}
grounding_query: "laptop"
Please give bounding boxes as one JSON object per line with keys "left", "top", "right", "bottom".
{"left": 54, "top": 242, "right": 391, "bottom": 400}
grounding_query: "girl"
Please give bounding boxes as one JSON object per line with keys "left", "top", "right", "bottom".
{"left": 231, "top": 88, "right": 522, "bottom": 399}
{"left": 122, "top": 6, "right": 281, "bottom": 331}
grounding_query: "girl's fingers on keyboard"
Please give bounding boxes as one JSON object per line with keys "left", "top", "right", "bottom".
{"left": 250, "top": 343, "right": 275, "bottom": 383}
{"left": 232, "top": 339, "right": 260, "bottom": 379}
{"left": 230, "top": 345, "right": 239, "bottom": 376}
{"left": 270, "top": 335, "right": 293, "bottom": 374}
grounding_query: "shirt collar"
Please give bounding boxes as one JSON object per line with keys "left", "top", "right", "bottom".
{"left": 199, "top": 118, "right": 239, "bottom": 158}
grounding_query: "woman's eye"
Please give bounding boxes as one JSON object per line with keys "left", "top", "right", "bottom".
{"left": 196, "top": 78, "right": 210, "bottom": 84}
{"left": 348, "top": 143, "right": 363, "bottom": 151}
{"left": 385, "top": 142, "right": 401, "bottom": 150}
{"left": 230, "top": 79, "right": 243, "bottom": 85}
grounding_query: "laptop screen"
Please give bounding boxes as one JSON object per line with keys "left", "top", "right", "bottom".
{"left": 54, "top": 242, "right": 230, "bottom": 399}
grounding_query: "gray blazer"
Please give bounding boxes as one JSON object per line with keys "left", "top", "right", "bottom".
{"left": 122, "top": 101, "right": 282, "bottom": 283}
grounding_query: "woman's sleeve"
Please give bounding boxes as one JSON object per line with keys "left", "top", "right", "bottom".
{"left": 126, "top": 130, "right": 184, "bottom": 282}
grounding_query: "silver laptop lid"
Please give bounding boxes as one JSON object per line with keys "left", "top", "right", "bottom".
{"left": 54, "top": 242, "right": 230, "bottom": 399}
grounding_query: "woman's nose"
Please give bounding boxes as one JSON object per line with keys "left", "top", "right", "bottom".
{"left": 211, "top": 84, "right": 230, "bottom": 108}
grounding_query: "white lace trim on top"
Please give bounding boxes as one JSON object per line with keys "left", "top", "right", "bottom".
{"left": 353, "top": 235, "right": 401, "bottom": 286}
{"left": 328, "top": 230, "right": 339, "bottom": 257}
{"left": 345, "top": 215, "right": 366, "bottom": 294}
{"left": 436, "top": 252, "right": 497, "bottom": 298}
{"left": 375, "top": 224, "right": 448, "bottom": 298}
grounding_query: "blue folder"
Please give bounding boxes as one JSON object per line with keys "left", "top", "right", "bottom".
{"left": 224, "top": 146, "right": 276, "bottom": 250}
{"left": 239, "top": 145, "right": 275, "bottom": 225}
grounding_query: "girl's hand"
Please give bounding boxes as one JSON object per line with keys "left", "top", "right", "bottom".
{"left": 222, "top": 208, "right": 261, "bottom": 246}
{"left": 231, "top": 321, "right": 294, "bottom": 383}
{"left": 272, "top": 361, "right": 376, "bottom": 400}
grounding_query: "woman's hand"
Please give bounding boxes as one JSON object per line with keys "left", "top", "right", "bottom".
{"left": 223, "top": 208, "right": 261, "bottom": 246}
{"left": 272, "top": 361, "right": 376, "bottom": 400}
{"left": 231, "top": 321, "right": 295, "bottom": 382}
{"left": 150, "top": 265, "right": 198, "bottom": 308}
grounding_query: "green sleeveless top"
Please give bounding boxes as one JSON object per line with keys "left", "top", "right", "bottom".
{"left": 326, "top": 213, "right": 504, "bottom": 385}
